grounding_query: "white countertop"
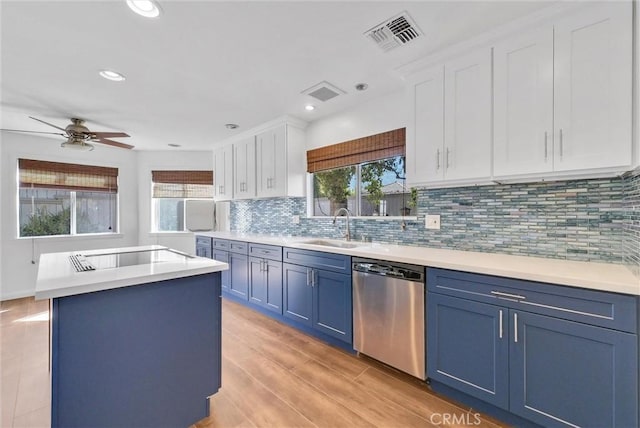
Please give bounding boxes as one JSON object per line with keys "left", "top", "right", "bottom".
{"left": 35, "top": 245, "right": 229, "bottom": 300}
{"left": 198, "top": 232, "right": 640, "bottom": 296}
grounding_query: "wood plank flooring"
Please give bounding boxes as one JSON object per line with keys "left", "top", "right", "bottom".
{"left": 198, "top": 299, "right": 508, "bottom": 428}
{"left": 1, "top": 297, "right": 508, "bottom": 428}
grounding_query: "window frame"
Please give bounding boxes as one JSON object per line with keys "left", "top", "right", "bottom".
{"left": 308, "top": 155, "right": 415, "bottom": 219}
{"left": 17, "top": 159, "right": 120, "bottom": 238}
{"left": 150, "top": 170, "right": 214, "bottom": 233}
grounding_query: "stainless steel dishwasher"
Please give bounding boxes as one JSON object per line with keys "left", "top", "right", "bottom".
{"left": 353, "top": 258, "right": 426, "bottom": 380}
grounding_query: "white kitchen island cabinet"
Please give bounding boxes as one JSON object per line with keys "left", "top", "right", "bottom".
{"left": 36, "top": 246, "right": 228, "bottom": 428}
{"left": 493, "top": 2, "right": 633, "bottom": 180}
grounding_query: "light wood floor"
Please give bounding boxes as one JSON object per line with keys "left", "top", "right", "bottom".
{"left": 1, "top": 297, "right": 507, "bottom": 428}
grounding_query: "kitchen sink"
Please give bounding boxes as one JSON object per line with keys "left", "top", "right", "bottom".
{"left": 301, "top": 239, "right": 361, "bottom": 249}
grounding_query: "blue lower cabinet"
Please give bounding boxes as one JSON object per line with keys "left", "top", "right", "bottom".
{"left": 212, "top": 250, "right": 230, "bottom": 292}
{"left": 249, "top": 257, "right": 283, "bottom": 314}
{"left": 283, "top": 262, "right": 313, "bottom": 326}
{"left": 510, "top": 311, "right": 638, "bottom": 428}
{"left": 313, "top": 269, "right": 352, "bottom": 343}
{"left": 427, "top": 293, "right": 509, "bottom": 409}
{"left": 229, "top": 252, "right": 248, "bottom": 299}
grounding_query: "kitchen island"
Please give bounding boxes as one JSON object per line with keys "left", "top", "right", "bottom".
{"left": 35, "top": 245, "right": 228, "bottom": 428}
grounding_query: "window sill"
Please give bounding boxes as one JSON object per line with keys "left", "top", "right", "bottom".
{"left": 16, "top": 233, "right": 124, "bottom": 242}
{"left": 148, "top": 231, "right": 196, "bottom": 237}
{"left": 308, "top": 216, "right": 419, "bottom": 221}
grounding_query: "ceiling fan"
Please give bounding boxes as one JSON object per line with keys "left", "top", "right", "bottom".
{"left": 1, "top": 116, "right": 133, "bottom": 151}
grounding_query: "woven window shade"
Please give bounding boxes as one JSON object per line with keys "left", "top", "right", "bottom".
{"left": 151, "top": 170, "right": 213, "bottom": 198}
{"left": 306, "top": 128, "right": 405, "bottom": 173}
{"left": 18, "top": 159, "right": 118, "bottom": 192}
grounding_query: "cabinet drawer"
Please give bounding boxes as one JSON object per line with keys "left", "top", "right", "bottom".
{"left": 249, "top": 243, "right": 282, "bottom": 261}
{"left": 228, "top": 240, "right": 249, "bottom": 255}
{"left": 283, "top": 247, "right": 351, "bottom": 274}
{"left": 212, "top": 239, "right": 229, "bottom": 250}
{"left": 427, "top": 268, "right": 637, "bottom": 333}
{"left": 196, "top": 236, "right": 212, "bottom": 247}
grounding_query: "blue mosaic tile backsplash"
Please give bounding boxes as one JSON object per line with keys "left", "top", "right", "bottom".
{"left": 623, "top": 168, "right": 640, "bottom": 276}
{"left": 231, "top": 176, "right": 640, "bottom": 271}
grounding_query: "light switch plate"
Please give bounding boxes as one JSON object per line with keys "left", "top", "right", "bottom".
{"left": 292, "top": 215, "right": 300, "bottom": 224}
{"left": 425, "top": 214, "right": 440, "bottom": 230}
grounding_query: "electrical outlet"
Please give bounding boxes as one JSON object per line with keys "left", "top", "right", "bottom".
{"left": 292, "top": 215, "right": 300, "bottom": 224}
{"left": 425, "top": 214, "right": 440, "bottom": 230}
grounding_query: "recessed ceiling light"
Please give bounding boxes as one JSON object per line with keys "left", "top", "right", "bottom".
{"left": 225, "top": 123, "right": 239, "bottom": 130}
{"left": 168, "top": 143, "right": 181, "bottom": 148}
{"left": 355, "top": 83, "right": 368, "bottom": 91}
{"left": 99, "top": 70, "right": 126, "bottom": 82}
{"left": 126, "top": 0, "right": 161, "bottom": 18}
{"left": 305, "top": 105, "right": 315, "bottom": 111}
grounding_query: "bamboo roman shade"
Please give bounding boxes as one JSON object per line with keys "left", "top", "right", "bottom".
{"left": 306, "top": 128, "right": 405, "bottom": 173}
{"left": 151, "top": 170, "right": 213, "bottom": 198}
{"left": 18, "top": 159, "right": 118, "bottom": 192}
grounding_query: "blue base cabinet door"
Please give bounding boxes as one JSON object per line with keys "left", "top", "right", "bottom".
{"left": 510, "top": 310, "right": 638, "bottom": 428}
{"left": 427, "top": 293, "right": 509, "bottom": 409}
{"left": 213, "top": 250, "right": 230, "bottom": 292}
{"left": 229, "top": 252, "right": 248, "bottom": 299}
{"left": 313, "top": 269, "right": 352, "bottom": 343}
{"left": 283, "top": 263, "right": 313, "bottom": 326}
{"left": 249, "top": 258, "right": 283, "bottom": 314}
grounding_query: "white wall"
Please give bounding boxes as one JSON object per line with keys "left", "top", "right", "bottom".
{"left": 0, "top": 133, "right": 139, "bottom": 300}
{"left": 305, "top": 90, "right": 408, "bottom": 150}
{"left": 136, "top": 151, "right": 213, "bottom": 255}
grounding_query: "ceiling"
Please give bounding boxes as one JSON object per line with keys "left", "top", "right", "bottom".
{"left": 1, "top": 1, "right": 554, "bottom": 151}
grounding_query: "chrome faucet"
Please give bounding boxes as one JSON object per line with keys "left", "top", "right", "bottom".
{"left": 332, "top": 207, "right": 351, "bottom": 241}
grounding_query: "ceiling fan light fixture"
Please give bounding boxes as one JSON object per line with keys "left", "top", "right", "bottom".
{"left": 99, "top": 70, "right": 126, "bottom": 82}
{"left": 61, "top": 139, "right": 94, "bottom": 151}
{"left": 126, "top": 0, "right": 161, "bottom": 18}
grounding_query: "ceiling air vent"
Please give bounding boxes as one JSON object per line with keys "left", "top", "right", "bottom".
{"left": 301, "top": 81, "right": 346, "bottom": 102}
{"left": 365, "top": 11, "right": 422, "bottom": 52}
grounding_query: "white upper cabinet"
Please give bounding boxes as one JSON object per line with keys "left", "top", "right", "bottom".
{"left": 256, "top": 124, "right": 306, "bottom": 198}
{"left": 233, "top": 136, "right": 256, "bottom": 199}
{"left": 408, "top": 66, "right": 444, "bottom": 185}
{"left": 493, "top": 2, "right": 632, "bottom": 179}
{"left": 213, "top": 144, "right": 233, "bottom": 201}
{"left": 553, "top": 3, "right": 632, "bottom": 172}
{"left": 443, "top": 48, "right": 492, "bottom": 182}
{"left": 408, "top": 47, "right": 492, "bottom": 187}
{"left": 493, "top": 27, "right": 554, "bottom": 177}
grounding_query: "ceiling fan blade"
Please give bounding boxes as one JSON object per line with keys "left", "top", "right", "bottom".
{"left": 29, "top": 116, "right": 67, "bottom": 132}
{"left": 0, "top": 128, "right": 66, "bottom": 136}
{"left": 96, "top": 138, "right": 134, "bottom": 149}
{"left": 90, "top": 132, "right": 130, "bottom": 139}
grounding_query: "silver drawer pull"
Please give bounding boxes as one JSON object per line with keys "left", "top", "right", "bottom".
{"left": 491, "top": 290, "right": 526, "bottom": 300}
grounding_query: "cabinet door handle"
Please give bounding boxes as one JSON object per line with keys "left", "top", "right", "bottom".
{"left": 499, "top": 310, "right": 503, "bottom": 339}
{"left": 544, "top": 132, "right": 548, "bottom": 161}
{"left": 311, "top": 269, "right": 316, "bottom": 287}
{"left": 436, "top": 148, "right": 441, "bottom": 170}
{"left": 306, "top": 268, "right": 311, "bottom": 286}
{"left": 559, "top": 128, "right": 564, "bottom": 159}
{"left": 491, "top": 290, "right": 526, "bottom": 301}
{"left": 514, "top": 313, "right": 518, "bottom": 343}
{"left": 446, "top": 148, "right": 450, "bottom": 169}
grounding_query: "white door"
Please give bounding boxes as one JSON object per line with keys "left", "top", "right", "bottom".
{"left": 444, "top": 48, "right": 492, "bottom": 181}
{"left": 233, "top": 137, "right": 256, "bottom": 199}
{"left": 554, "top": 2, "right": 632, "bottom": 172}
{"left": 493, "top": 27, "right": 554, "bottom": 177}
{"left": 409, "top": 66, "right": 445, "bottom": 185}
